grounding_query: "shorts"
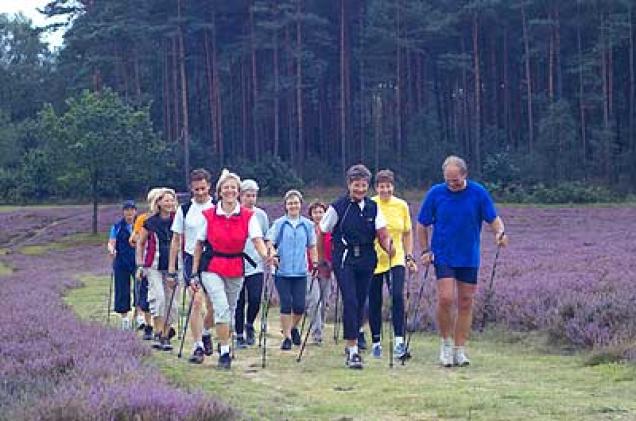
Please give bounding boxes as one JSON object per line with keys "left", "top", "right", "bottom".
{"left": 434, "top": 265, "right": 479, "bottom": 284}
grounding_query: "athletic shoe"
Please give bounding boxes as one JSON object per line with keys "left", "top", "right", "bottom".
{"left": 439, "top": 342, "right": 453, "bottom": 367}
{"left": 394, "top": 342, "right": 407, "bottom": 359}
{"left": 347, "top": 352, "right": 364, "bottom": 369}
{"left": 168, "top": 327, "right": 176, "bottom": 340}
{"left": 281, "top": 337, "right": 293, "bottom": 351}
{"left": 151, "top": 336, "right": 163, "bottom": 350}
{"left": 202, "top": 334, "right": 213, "bottom": 356}
{"left": 136, "top": 316, "right": 146, "bottom": 330}
{"left": 142, "top": 325, "right": 153, "bottom": 341}
{"left": 453, "top": 347, "right": 471, "bottom": 367}
{"left": 120, "top": 318, "right": 131, "bottom": 331}
{"left": 372, "top": 343, "right": 383, "bottom": 359}
{"left": 236, "top": 336, "right": 248, "bottom": 349}
{"left": 217, "top": 352, "right": 232, "bottom": 370}
{"left": 291, "top": 328, "right": 301, "bottom": 346}
{"left": 312, "top": 335, "right": 323, "bottom": 346}
{"left": 188, "top": 347, "right": 205, "bottom": 364}
{"left": 161, "top": 337, "right": 173, "bottom": 351}
{"left": 357, "top": 331, "right": 367, "bottom": 350}
{"left": 245, "top": 324, "right": 256, "bottom": 346}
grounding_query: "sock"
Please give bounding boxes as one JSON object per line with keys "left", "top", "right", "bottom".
{"left": 220, "top": 344, "right": 230, "bottom": 355}
{"left": 236, "top": 333, "right": 244, "bottom": 339}
{"left": 202, "top": 329, "right": 211, "bottom": 337}
{"left": 372, "top": 342, "right": 381, "bottom": 349}
{"left": 348, "top": 345, "right": 359, "bottom": 355}
{"left": 395, "top": 336, "right": 404, "bottom": 346}
{"left": 442, "top": 337, "right": 453, "bottom": 347}
{"left": 136, "top": 315, "right": 145, "bottom": 324}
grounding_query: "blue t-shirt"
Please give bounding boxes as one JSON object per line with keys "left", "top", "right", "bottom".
{"left": 417, "top": 180, "right": 497, "bottom": 268}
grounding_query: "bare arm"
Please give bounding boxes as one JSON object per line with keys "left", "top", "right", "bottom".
{"left": 107, "top": 239, "right": 116, "bottom": 257}
{"left": 376, "top": 227, "right": 394, "bottom": 256}
{"left": 308, "top": 244, "right": 318, "bottom": 265}
{"left": 191, "top": 240, "right": 203, "bottom": 274}
{"left": 135, "top": 228, "right": 149, "bottom": 267}
{"left": 489, "top": 216, "right": 508, "bottom": 246}
{"left": 168, "top": 233, "right": 182, "bottom": 274}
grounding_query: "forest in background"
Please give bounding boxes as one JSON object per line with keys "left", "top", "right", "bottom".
{"left": 1, "top": 0, "right": 636, "bottom": 203}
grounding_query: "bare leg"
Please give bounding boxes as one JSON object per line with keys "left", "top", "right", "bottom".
{"left": 436, "top": 278, "right": 456, "bottom": 340}
{"left": 454, "top": 282, "right": 477, "bottom": 346}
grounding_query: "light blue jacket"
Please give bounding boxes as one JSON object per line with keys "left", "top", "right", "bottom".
{"left": 266, "top": 215, "right": 316, "bottom": 277}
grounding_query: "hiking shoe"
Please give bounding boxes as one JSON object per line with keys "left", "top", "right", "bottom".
{"left": 161, "top": 337, "right": 173, "bottom": 351}
{"left": 151, "top": 336, "right": 163, "bottom": 349}
{"left": 312, "top": 335, "right": 323, "bottom": 346}
{"left": 439, "top": 342, "right": 453, "bottom": 367}
{"left": 236, "top": 336, "right": 248, "bottom": 349}
{"left": 453, "top": 347, "right": 470, "bottom": 367}
{"left": 394, "top": 342, "right": 407, "bottom": 359}
{"left": 281, "top": 337, "right": 293, "bottom": 351}
{"left": 168, "top": 327, "right": 176, "bottom": 340}
{"left": 245, "top": 324, "right": 256, "bottom": 346}
{"left": 202, "top": 334, "right": 213, "bottom": 356}
{"left": 357, "top": 331, "right": 367, "bottom": 350}
{"left": 347, "top": 352, "right": 364, "bottom": 369}
{"left": 291, "top": 328, "right": 301, "bottom": 346}
{"left": 136, "top": 315, "right": 146, "bottom": 330}
{"left": 372, "top": 343, "right": 383, "bottom": 359}
{"left": 188, "top": 347, "right": 205, "bottom": 364}
{"left": 142, "top": 326, "right": 153, "bottom": 341}
{"left": 217, "top": 352, "right": 232, "bottom": 370}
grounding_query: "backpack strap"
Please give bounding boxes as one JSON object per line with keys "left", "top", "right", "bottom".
{"left": 275, "top": 219, "right": 311, "bottom": 249}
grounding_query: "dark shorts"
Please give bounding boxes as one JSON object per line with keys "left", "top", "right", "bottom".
{"left": 434, "top": 265, "right": 479, "bottom": 284}
{"left": 183, "top": 253, "right": 194, "bottom": 284}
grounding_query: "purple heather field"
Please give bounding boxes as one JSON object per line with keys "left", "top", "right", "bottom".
{"left": 0, "top": 202, "right": 635, "bottom": 418}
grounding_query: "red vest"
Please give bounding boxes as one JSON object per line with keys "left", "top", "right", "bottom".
{"left": 202, "top": 205, "right": 254, "bottom": 277}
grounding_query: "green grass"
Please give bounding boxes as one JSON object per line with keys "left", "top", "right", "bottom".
{"left": 65, "top": 274, "right": 636, "bottom": 420}
{"left": 18, "top": 232, "right": 105, "bottom": 256}
{"left": 0, "top": 260, "right": 12, "bottom": 276}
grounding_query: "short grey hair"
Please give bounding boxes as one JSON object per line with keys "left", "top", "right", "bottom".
{"left": 442, "top": 155, "right": 468, "bottom": 174}
{"left": 284, "top": 189, "right": 303, "bottom": 203}
{"left": 241, "top": 179, "right": 259, "bottom": 192}
{"left": 346, "top": 164, "right": 372, "bottom": 184}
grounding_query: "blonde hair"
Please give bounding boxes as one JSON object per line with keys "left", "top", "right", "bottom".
{"left": 216, "top": 169, "right": 241, "bottom": 196}
{"left": 151, "top": 187, "right": 176, "bottom": 214}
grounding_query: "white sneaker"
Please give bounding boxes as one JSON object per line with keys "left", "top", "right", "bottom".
{"left": 121, "top": 318, "right": 131, "bottom": 331}
{"left": 439, "top": 342, "right": 453, "bottom": 367}
{"left": 453, "top": 347, "right": 470, "bottom": 367}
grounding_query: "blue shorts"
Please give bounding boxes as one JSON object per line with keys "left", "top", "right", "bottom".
{"left": 434, "top": 265, "right": 479, "bottom": 284}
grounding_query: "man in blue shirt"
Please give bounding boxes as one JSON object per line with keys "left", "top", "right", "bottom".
{"left": 417, "top": 156, "right": 508, "bottom": 367}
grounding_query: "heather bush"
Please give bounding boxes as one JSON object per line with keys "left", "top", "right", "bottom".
{"left": 0, "top": 216, "right": 235, "bottom": 420}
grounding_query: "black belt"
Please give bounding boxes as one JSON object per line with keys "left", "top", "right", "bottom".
{"left": 211, "top": 250, "right": 257, "bottom": 268}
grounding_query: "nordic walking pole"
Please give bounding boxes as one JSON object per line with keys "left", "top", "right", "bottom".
{"left": 333, "top": 282, "right": 340, "bottom": 344}
{"left": 480, "top": 232, "right": 505, "bottom": 332}
{"left": 388, "top": 245, "right": 394, "bottom": 369}
{"left": 162, "top": 275, "right": 179, "bottom": 338}
{"left": 177, "top": 281, "right": 186, "bottom": 340}
{"left": 178, "top": 289, "right": 196, "bottom": 358}
{"left": 400, "top": 268, "right": 413, "bottom": 364}
{"left": 297, "top": 280, "right": 324, "bottom": 363}
{"left": 299, "top": 275, "right": 317, "bottom": 337}
{"left": 402, "top": 264, "right": 430, "bottom": 364}
{"left": 107, "top": 271, "right": 114, "bottom": 325}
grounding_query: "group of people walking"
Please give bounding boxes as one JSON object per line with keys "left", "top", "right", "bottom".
{"left": 107, "top": 155, "right": 508, "bottom": 370}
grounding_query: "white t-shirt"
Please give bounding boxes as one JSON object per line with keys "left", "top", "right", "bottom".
{"left": 319, "top": 200, "right": 387, "bottom": 233}
{"left": 171, "top": 198, "right": 214, "bottom": 255}
{"left": 196, "top": 201, "right": 264, "bottom": 242}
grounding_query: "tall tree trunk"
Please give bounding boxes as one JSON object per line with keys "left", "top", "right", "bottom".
{"left": 359, "top": 0, "right": 366, "bottom": 162}
{"left": 630, "top": 4, "right": 635, "bottom": 160}
{"left": 212, "top": 12, "right": 224, "bottom": 166}
{"left": 296, "top": 0, "right": 304, "bottom": 174}
{"left": 340, "top": 0, "right": 347, "bottom": 173}
{"left": 472, "top": 13, "right": 482, "bottom": 173}
{"left": 577, "top": 2, "right": 587, "bottom": 169}
{"left": 273, "top": 10, "right": 280, "bottom": 157}
{"left": 171, "top": 36, "right": 180, "bottom": 146}
{"left": 396, "top": 1, "right": 403, "bottom": 170}
{"left": 204, "top": 30, "right": 217, "bottom": 157}
{"left": 177, "top": 0, "right": 190, "bottom": 187}
{"left": 521, "top": 5, "right": 534, "bottom": 153}
{"left": 503, "top": 26, "right": 511, "bottom": 146}
{"left": 548, "top": 10, "right": 555, "bottom": 102}
{"left": 250, "top": 1, "right": 260, "bottom": 158}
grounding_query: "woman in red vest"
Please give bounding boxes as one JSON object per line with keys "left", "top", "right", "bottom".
{"left": 190, "top": 170, "right": 273, "bottom": 370}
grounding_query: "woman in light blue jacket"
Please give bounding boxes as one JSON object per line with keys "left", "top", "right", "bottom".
{"left": 267, "top": 190, "right": 318, "bottom": 350}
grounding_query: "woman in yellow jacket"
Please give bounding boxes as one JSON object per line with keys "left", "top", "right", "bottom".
{"left": 368, "top": 170, "right": 417, "bottom": 359}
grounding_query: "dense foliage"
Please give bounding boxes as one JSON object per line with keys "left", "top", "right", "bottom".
{"left": 2, "top": 1, "right": 636, "bottom": 201}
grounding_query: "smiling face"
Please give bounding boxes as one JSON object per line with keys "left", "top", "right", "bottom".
{"left": 240, "top": 190, "right": 258, "bottom": 209}
{"left": 123, "top": 207, "right": 136, "bottom": 223}
{"left": 310, "top": 205, "right": 325, "bottom": 224}
{"left": 219, "top": 179, "right": 239, "bottom": 205}
{"left": 285, "top": 195, "right": 302, "bottom": 218}
{"left": 191, "top": 179, "right": 211, "bottom": 204}
{"left": 376, "top": 181, "right": 394, "bottom": 201}
{"left": 443, "top": 164, "right": 467, "bottom": 192}
{"left": 348, "top": 178, "right": 369, "bottom": 202}
{"left": 157, "top": 193, "right": 176, "bottom": 214}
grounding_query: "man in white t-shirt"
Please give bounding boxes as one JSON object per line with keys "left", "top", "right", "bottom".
{"left": 168, "top": 169, "right": 215, "bottom": 364}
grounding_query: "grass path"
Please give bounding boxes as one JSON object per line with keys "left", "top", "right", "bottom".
{"left": 66, "top": 274, "right": 636, "bottom": 420}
